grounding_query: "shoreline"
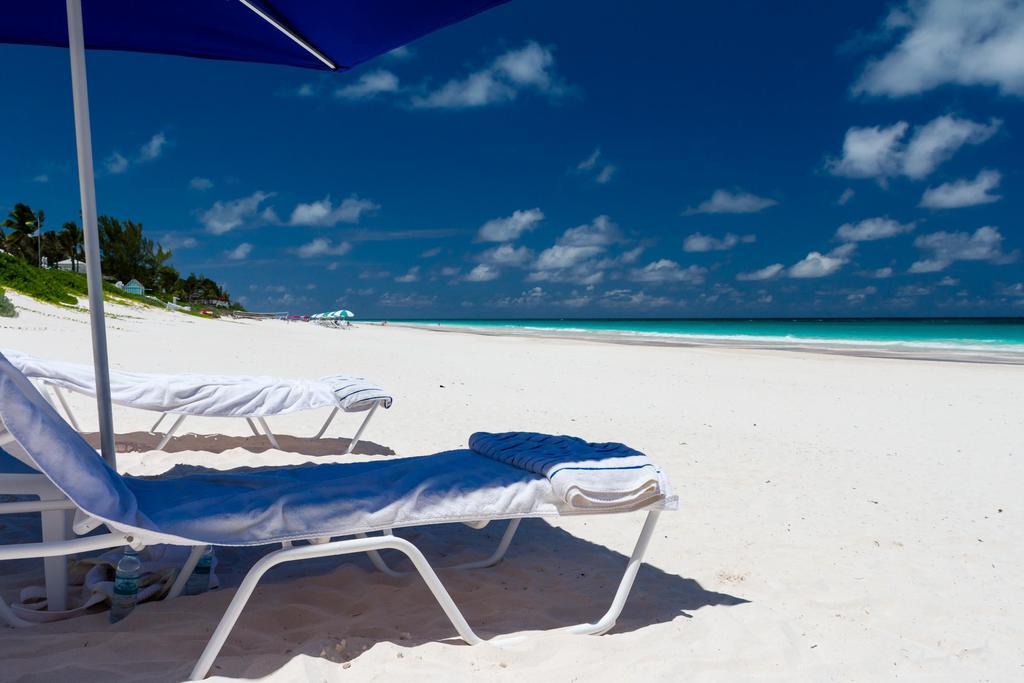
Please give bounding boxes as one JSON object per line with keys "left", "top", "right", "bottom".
{"left": 387, "top": 322, "right": 1024, "bottom": 365}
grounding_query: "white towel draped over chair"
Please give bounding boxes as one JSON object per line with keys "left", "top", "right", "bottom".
{"left": 0, "top": 350, "right": 675, "bottom": 679}
{"left": 2, "top": 348, "right": 392, "bottom": 453}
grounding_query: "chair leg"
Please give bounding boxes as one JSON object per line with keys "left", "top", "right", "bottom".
{"left": 358, "top": 518, "right": 522, "bottom": 576}
{"left": 167, "top": 545, "right": 207, "bottom": 599}
{"left": 40, "top": 508, "right": 70, "bottom": 612}
{"left": 346, "top": 401, "right": 379, "bottom": 454}
{"left": 312, "top": 407, "right": 339, "bottom": 439}
{"left": 151, "top": 413, "right": 168, "bottom": 433}
{"left": 0, "top": 597, "right": 34, "bottom": 627}
{"left": 189, "top": 512, "right": 661, "bottom": 680}
{"left": 564, "top": 510, "right": 661, "bottom": 636}
{"left": 155, "top": 414, "right": 187, "bottom": 451}
{"left": 450, "top": 518, "right": 521, "bottom": 570}
{"left": 255, "top": 417, "right": 280, "bottom": 450}
{"left": 48, "top": 385, "right": 82, "bottom": 433}
{"left": 189, "top": 534, "right": 484, "bottom": 680}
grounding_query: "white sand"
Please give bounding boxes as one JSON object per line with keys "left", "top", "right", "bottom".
{"left": 1, "top": 291, "right": 1022, "bottom": 681}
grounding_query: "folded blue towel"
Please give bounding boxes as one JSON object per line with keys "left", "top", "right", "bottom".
{"left": 469, "top": 432, "right": 675, "bottom": 511}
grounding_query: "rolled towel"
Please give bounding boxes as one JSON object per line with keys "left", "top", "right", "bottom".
{"left": 469, "top": 432, "right": 675, "bottom": 512}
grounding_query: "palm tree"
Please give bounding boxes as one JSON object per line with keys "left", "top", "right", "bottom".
{"left": 59, "top": 221, "right": 84, "bottom": 271}
{"left": 3, "top": 203, "right": 40, "bottom": 262}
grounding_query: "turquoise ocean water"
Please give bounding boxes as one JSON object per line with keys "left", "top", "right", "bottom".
{"left": 384, "top": 318, "right": 1024, "bottom": 352}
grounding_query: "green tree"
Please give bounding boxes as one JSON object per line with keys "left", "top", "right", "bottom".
{"left": 3, "top": 203, "right": 41, "bottom": 263}
{"left": 40, "top": 231, "right": 63, "bottom": 267}
{"left": 58, "top": 221, "right": 84, "bottom": 271}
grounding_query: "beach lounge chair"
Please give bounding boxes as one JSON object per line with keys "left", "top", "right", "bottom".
{"left": 0, "top": 351, "right": 674, "bottom": 679}
{"left": 2, "top": 349, "right": 392, "bottom": 453}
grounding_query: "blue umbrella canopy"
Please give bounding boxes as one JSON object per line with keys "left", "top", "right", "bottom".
{"left": 0, "top": 0, "right": 508, "bottom": 468}
{"left": 0, "top": 1, "right": 509, "bottom": 70}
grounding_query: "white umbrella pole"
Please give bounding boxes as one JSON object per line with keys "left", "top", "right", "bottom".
{"left": 66, "top": 0, "right": 116, "bottom": 468}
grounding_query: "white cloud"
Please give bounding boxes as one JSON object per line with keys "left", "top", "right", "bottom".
{"left": 1003, "top": 282, "right": 1024, "bottom": 297}
{"left": 683, "top": 232, "right": 756, "bottom": 252}
{"left": 32, "top": 174, "right": 49, "bottom": 183}
{"left": 464, "top": 264, "right": 500, "bottom": 282}
{"left": 854, "top": 0, "right": 1024, "bottom": 97}
{"left": 826, "top": 122, "right": 907, "bottom": 180}
{"left": 395, "top": 266, "right": 421, "bottom": 283}
{"left": 600, "top": 289, "right": 673, "bottom": 308}
{"left": 789, "top": 244, "right": 857, "bottom": 279}
{"left": 736, "top": 263, "right": 785, "bottom": 281}
{"left": 440, "top": 266, "right": 461, "bottom": 277}
{"left": 684, "top": 189, "right": 778, "bottom": 215}
{"left": 577, "top": 148, "right": 601, "bottom": 171}
{"left": 620, "top": 246, "right": 644, "bottom": 264}
{"left": 379, "top": 292, "right": 435, "bottom": 307}
{"left": 189, "top": 177, "right": 214, "bottom": 191}
{"left": 865, "top": 266, "right": 894, "bottom": 279}
{"left": 105, "top": 152, "right": 129, "bottom": 175}
{"left": 897, "top": 284, "right": 932, "bottom": 297}
{"left": 559, "top": 215, "right": 622, "bottom": 247}
{"left": 479, "top": 243, "right": 534, "bottom": 267}
{"left": 534, "top": 244, "right": 603, "bottom": 271}
{"left": 419, "top": 247, "right": 442, "bottom": 258}
{"left": 288, "top": 196, "right": 379, "bottom": 227}
{"left": 837, "top": 188, "right": 856, "bottom": 205}
{"left": 919, "top": 169, "right": 1002, "bottom": 208}
{"left": 844, "top": 286, "right": 879, "bottom": 303}
{"left": 159, "top": 233, "right": 198, "bottom": 250}
{"left": 910, "top": 226, "right": 1019, "bottom": 272}
{"left": 527, "top": 216, "right": 632, "bottom": 285}
{"left": 836, "top": 217, "right": 915, "bottom": 242}
{"left": 200, "top": 191, "right": 273, "bottom": 234}
{"left": 296, "top": 83, "right": 316, "bottom": 97}
{"left": 104, "top": 132, "right": 169, "bottom": 175}
{"left": 494, "top": 42, "right": 558, "bottom": 90}
{"left": 576, "top": 148, "right": 616, "bottom": 184}
{"left": 335, "top": 70, "right": 400, "bottom": 100}
{"left": 293, "top": 238, "right": 353, "bottom": 258}
{"left": 827, "top": 115, "right": 1000, "bottom": 181}
{"left": 493, "top": 286, "right": 547, "bottom": 306}
{"left": 138, "top": 132, "right": 167, "bottom": 161}
{"left": 903, "top": 116, "right": 1001, "bottom": 179}
{"left": 411, "top": 42, "right": 563, "bottom": 109}
{"left": 386, "top": 46, "right": 414, "bottom": 61}
{"left": 629, "top": 259, "right": 707, "bottom": 284}
{"left": 477, "top": 208, "right": 544, "bottom": 242}
{"left": 225, "top": 242, "right": 253, "bottom": 260}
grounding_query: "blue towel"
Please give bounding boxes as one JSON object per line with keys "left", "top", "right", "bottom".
{"left": 470, "top": 432, "right": 674, "bottom": 511}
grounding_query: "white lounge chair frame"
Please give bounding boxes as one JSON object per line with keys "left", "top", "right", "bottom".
{"left": 0, "top": 500, "right": 659, "bottom": 680}
{"left": 0, "top": 431, "right": 75, "bottom": 620}
{"left": 37, "top": 380, "right": 384, "bottom": 454}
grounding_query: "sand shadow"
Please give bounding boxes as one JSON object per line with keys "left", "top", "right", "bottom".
{"left": 177, "top": 517, "right": 747, "bottom": 680}
{"left": 79, "top": 431, "right": 395, "bottom": 457}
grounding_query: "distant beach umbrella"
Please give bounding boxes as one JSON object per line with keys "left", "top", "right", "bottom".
{"left": 0, "top": 0, "right": 508, "bottom": 467}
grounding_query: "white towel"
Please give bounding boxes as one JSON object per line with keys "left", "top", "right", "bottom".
{"left": 469, "top": 432, "right": 676, "bottom": 512}
{"left": 3, "top": 348, "right": 391, "bottom": 416}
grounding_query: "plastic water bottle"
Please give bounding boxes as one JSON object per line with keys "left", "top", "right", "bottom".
{"left": 184, "top": 546, "right": 214, "bottom": 596}
{"left": 109, "top": 547, "right": 141, "bottom": 624}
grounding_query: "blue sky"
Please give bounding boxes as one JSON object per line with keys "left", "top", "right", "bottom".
{"left": 1, "top": 0, "right": 1022, "bottom": 317}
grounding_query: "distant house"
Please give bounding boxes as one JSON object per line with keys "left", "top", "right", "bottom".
{"left": 56, "top": 258, "right": 84, "bottom": 273}
{"left": 124, "top": 279, "right": 145, "bottom": 295}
